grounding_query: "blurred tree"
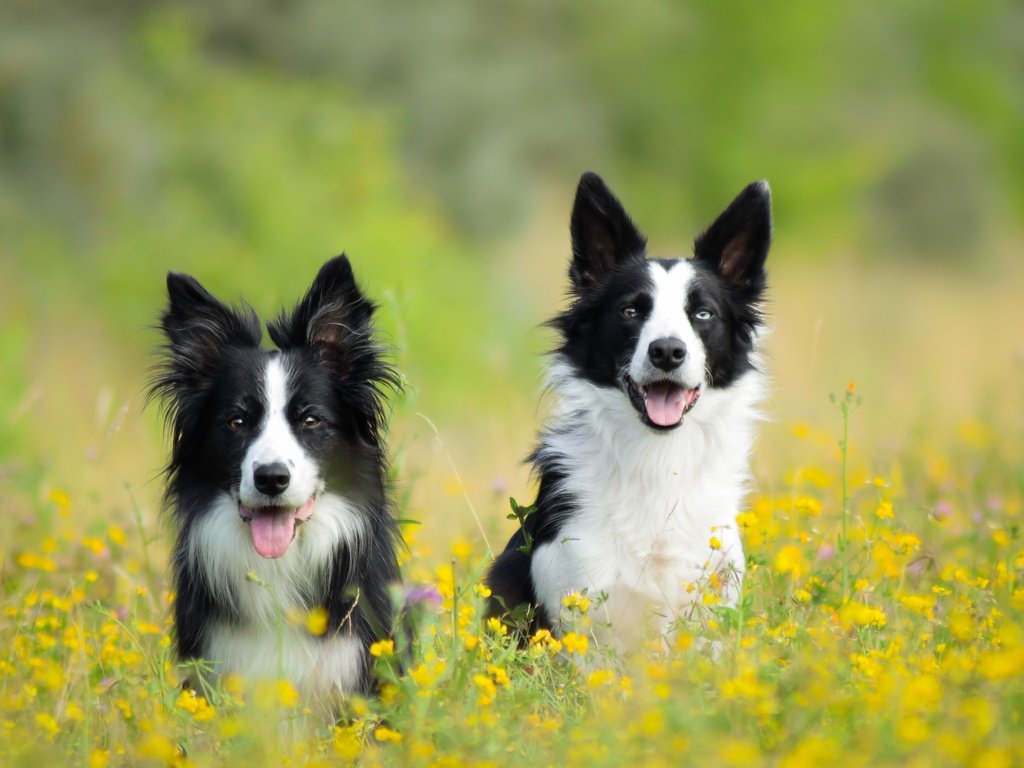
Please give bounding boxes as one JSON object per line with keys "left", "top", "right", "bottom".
{"left": 0, "top": 4, "right": 543, "bottom": 438}
{"left": 1, "top": 0, "right": 1020, "bottom": 251}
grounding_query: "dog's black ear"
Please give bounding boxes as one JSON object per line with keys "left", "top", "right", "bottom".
{"left": 268, "top": 254, "right": 375, "bottom": 359}
{"left": 269, "top": 256, "right": 396, "bottom": 444}
{"left": 158, "top": 272, "right": 262, "bottom": 380}
{"left": 569, "top": 172, "right": 647, "bottom": 292}
{"left": 693, "top": 181, "right": 772, "bottom": 299}
{"left": 148, "top": 273, "right": 261, "bottom": 433}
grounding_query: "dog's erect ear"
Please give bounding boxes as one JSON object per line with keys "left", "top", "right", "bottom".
{"left": 149, "top": 273, "right": 261, "bottom": 428}
{"left": 569, "top": 172, "right": 647, "bottom": 292}
{"left": 159, "top": 273, "right": 262, "bottom": 377}
{"left": 693, "top": 181, "right": 772, "bottom": 299}
{"left": 268, "top": 254, "right": 375, "bottom": 358}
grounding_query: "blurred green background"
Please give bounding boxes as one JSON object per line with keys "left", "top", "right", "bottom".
{"left": 2, "top": 0, "right": 1022, "bottom": 554}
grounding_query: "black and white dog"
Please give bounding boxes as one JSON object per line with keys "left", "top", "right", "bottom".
{"left": 488, "top": 173, "right": 771, "bottom": 647}
{"left": 150, "top": 255, "right": 400, "bottom": 697}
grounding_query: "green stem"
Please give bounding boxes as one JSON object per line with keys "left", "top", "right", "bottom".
{"left": 734, "top": 572, "right": 745, "bottom": 658}
{"left": 451, "top": 559, "right": 459, "bottom": 645}
{"left": 840, "top": 401, "right": 850, "bottom": 604}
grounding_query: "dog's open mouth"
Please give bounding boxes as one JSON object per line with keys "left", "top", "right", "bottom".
{"left": 626, "top": 378, "right": 701, "bottom": 429}
{"left": 239, "top": 498, "right": 315, "bottom": 559}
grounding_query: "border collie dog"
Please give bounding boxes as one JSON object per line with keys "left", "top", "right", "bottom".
{"left": 150, "top": 255, "right": 400, "bottom": 698}
{"left": 488, "top": 173, "right": 771, "bottom": 647}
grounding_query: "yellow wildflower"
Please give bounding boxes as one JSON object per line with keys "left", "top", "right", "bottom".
{"left": 774, "top": 545, "right": 805, "bottom": 577}
{"left": 562, "top": 592, "right": 591, "bottom": 614}
{"left": 139, "top": 735, "right": 179, "bottom": 763}
{"left": 374, "top": 726, "right": 402, "bottom": 744}
{"left": 486, "top": 617, "right": 508, "bottom": 636}
{"left": 34, "top": 712, "right": 59, "bottom": 740}
{"left": 895, "top": 715, "right": 929, "bottom": 744}
{"left": 473, "top": 582, "right": 492, "bottom": 599}
{"left": 638, "top": 709, "right": 664, "bottom": 736}
{"left": 587, "top": 668, "right": 616, "bottom": 689}
{"left": 276, "top": 680, "right": 300, "bottom": 709}
{"left": 369, "top": 639, "right": 395, "bottom": 658}
{"left": 978, "top": 648, "right": 1024, "bottom": 681}
{"left": 408, "top": 663, "right": 433, "bottom": 687}
{"left": 47, "top": 488, "right": 71, "bottom": 510}
{"left": 486, "top": 664, "right": 511, "bottom": 687}
{"left": 794, "top": 496, "right": 823, "bottom": 517}
{"left": 474, "top": 674, "right": 498, "bottom": 705}
{"left": 529, "top": 629, "right": 563, "bottom": 655}
{"left": 176, "top": 689, "right": 215, "bottom": 722}
{"left": 450, "top": 538, "right": 472, "bottom": 562}
{"left": 840, "top": 602, "right": 887, "bottom": 629}
{"left": 562, "top": 632, "right": 589, "bottom": 655}
{"left": 899, "top": 594, "right": 935, "bottom": 620}
{"left": 107, "top": 525, "right": 126, "bottom": 546}
{"left": 306, "top": 606, "right": 329, "bottom": 636}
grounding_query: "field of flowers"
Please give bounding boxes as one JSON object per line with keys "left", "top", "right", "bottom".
{"left": 3, "top": 2, "right": 1023, "bottom": 764}
{"left": 2, "top": 383, "right": 1023, "bottom": 768}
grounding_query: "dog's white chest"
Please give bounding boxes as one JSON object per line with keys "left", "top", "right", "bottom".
{"left": 205, "top": 621, "right": 365, "bottom": 698}
{"left": 529, "top": 373, "right": 759, "bottom": 643}
{"left": 531, "top": 471, "right": 745, "bottom": 642}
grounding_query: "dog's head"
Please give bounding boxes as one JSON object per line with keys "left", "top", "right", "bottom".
{"left": 553, "top": 172, "right": 771, "bottom": 430}
{"left": 151, "top": 256, "right": 394, "bottom": 558}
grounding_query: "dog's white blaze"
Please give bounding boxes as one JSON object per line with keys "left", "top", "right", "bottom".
{"left": 239, "top": 357, "right": 322, "bottom": 508}
{"left": 204, "top": 622, "right": 364, "bottom": 699}
{"left": 531, "top": 351, "right": 765, "bottom": 648}
{"left": 628, "top": 260, "right": 706, "bottom": 388}
{"left": 188, "top": 492, "right": 365, "bottom": 623}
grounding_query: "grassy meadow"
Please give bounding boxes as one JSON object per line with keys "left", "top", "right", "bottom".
{"left": 3, "top": 2, "right": 1024, "bottom": 766}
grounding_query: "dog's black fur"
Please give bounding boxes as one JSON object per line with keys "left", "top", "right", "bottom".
{"left": 150, "top": 255, "right": 400, "bottom": 695}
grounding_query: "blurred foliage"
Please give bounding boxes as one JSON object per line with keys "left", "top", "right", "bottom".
{"left": 0, "top": 10, "right": 1022, "bottom": 761}
{"left": 1, "top": 0, "right": 1022, "bottom": 464}
{"left": 2, "top": 0, "right": 1022, "bottom": 248}
{"left": 0, "top": 3, "right": 544, "bottom": 460}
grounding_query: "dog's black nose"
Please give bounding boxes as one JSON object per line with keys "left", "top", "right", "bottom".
{"left": 254, "top": 462, "right": 290, "bottom": 496}
{"left": 648, "top": 337, "right": 686, "bottom": 371}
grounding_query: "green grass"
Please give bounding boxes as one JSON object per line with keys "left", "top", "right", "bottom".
{"left": 2, "top": 385, "right": 1023, "bottom": 767}
{"left": 3, "top": 5, "right": 1023, "bottom": 763}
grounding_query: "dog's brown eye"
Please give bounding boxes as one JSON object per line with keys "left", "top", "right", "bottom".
{"left": 228, "top": 417, "right": 244, "bottom": 430}
{"left": 621, "top": 306, "right": 639, "bottom": 319}
{"left": 303, "top": 415, "right": 321, "bottom": 429}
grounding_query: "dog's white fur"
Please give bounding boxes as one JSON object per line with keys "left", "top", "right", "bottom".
{"left": 204, "top": 623, "right": 365, "bottom": 697}
{"left": 531, "top": 261, "right": 765, "bottom": 647}
{"left": 629, "top": 261, "right": 707, "bottom": 390}
{"left": 185, "top": 356, "right": 367, "bottom": 693}
{"left": 239, "top": 357, "right": 322, "bottom": 510}
{"left": 186, "top": 492, "right": 365, "bottom": 623}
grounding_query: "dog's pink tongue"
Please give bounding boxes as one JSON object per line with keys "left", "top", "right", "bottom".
{"left": 644, "top": 382, "right": 687, "bottom": 427}
{"left": 248, "top": 510, "right": 297, "bottom": 559}
{"left": 244, "top": 498, "right": 315, "bottom": 559}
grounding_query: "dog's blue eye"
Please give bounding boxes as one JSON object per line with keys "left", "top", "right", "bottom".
{"left": 694, "top": 310, "right": 713, "bottom": 321}
{"left": 621, "top": 306, "right": 639, "bottom": 319}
